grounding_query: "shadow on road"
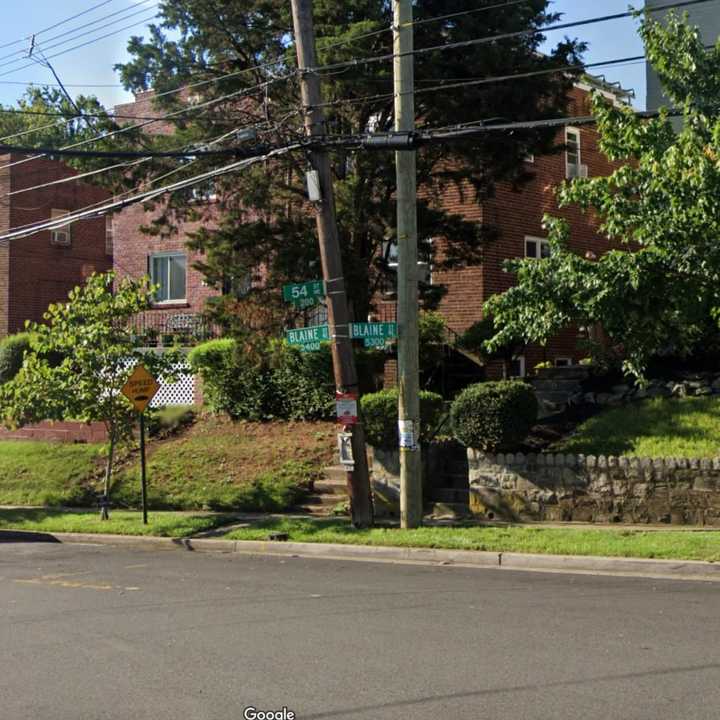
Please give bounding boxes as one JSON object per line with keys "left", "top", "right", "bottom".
{"left": 303, "top": 662, "right": 720, "bottom": 719}
{"left": 0, "top": 530, "right": 61, "bottom": 543}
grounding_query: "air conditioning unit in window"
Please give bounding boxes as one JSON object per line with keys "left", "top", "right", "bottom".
{"left": 50, "top": 229, "right": 71, "bottom": 247}
{"left": 567, "top": 163, "right": 589, "bottom": 179}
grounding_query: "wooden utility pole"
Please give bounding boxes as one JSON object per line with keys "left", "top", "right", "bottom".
{"left": 394, "top": 0, "right": 423, "bottom": 528}
{"left": 290, "top": 0, "right": 373, "bottom": 528}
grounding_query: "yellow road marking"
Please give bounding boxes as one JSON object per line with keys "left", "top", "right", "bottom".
{"left": 15, "top": 578, "right": 114, "bottom": 591}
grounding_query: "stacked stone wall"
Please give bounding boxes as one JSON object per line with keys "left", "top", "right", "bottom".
{"left": 469, "top": 451, "right": 720, "bottom": 525}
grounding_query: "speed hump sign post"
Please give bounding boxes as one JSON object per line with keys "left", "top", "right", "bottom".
{"left": 121, "top": 365, "right": 160, "bottom": 525}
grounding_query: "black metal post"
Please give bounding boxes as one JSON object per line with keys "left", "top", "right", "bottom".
{"left": 140, "top": 412, "right": 148, "bottom": 525}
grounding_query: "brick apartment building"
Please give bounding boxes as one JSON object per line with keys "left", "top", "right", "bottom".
{"left": 0, "top": 154, "right": 112, "bottom": 337}
{"left": 112, "top": 77, "right": 632, "bottom": 375}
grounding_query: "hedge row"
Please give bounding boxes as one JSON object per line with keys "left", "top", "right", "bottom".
{"left": 360, "top": 380, "right": 537, "bottom": 452}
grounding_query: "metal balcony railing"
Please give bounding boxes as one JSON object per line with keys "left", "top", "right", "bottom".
{"left": 128, "top": 311, "right": 221, "bottom": 347}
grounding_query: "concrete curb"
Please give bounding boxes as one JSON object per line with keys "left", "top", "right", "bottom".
{"left": 27, "top": 531, "right": 720, "bottom": 583}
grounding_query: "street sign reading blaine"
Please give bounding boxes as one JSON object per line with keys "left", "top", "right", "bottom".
{"left": 285, "top": 324, "right": 331, "bottom": 351}
{"left": 350, "top": 322, "right": 398, "bottom": 348}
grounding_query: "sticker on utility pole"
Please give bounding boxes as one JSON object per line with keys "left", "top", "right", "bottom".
{"left": 336, "top": 392, "right": 358, "bottom": 425}
{"left": 338, "top": 432, "right": 355, "bottom": 468}
{"left": 398, "top": 420, "right": 417, "bottom": 450}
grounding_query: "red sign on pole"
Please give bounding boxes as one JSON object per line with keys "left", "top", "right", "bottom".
{"left": 336, "top": 392, "right": 358, "bottom": 425}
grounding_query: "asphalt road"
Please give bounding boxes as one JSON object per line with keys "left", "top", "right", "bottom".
{"left": 1, "top": 541, "right": 719, "bottom": 720}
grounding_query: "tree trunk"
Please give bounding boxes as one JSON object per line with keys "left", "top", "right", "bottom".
{"left": 101, "top": 423, "right": 116, "bottom": 521}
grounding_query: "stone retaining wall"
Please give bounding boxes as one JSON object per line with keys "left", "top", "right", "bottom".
{"left": 468, "top": 450, "right": 720, "bottom": 526}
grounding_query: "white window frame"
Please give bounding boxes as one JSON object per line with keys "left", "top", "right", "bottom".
{"left": 508, "top": 355, "right": 526, "bottom": 379}
{"left": 50, "top": 209, "right": 71, "bottom": 247}
{"left": 555, "top": 357, "right": 573, "bottom": 368}
{"left": 149, "top": 251, "right": 187, "bottom": 305}
{"left": 524, "top": 235, "right": 550, "bottom": 259}
{"left": 565, "top": 127, "right": 586, "bottom": 179}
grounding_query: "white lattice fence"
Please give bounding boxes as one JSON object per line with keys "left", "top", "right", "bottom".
{"left": 151, "top": 363, "right": 196, "bottom": 407}
{"left": 120, "top": 358, "right": 197, "bottom": 407}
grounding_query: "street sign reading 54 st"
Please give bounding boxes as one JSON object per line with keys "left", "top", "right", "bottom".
{"left": 282, "top": 280, "right": 325, "bottom": 308}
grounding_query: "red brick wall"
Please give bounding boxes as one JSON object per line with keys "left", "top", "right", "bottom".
{"left": 112, "top": 200, "right": 220, "bottom": 316}
{"left": 0, "top": 154, "right": 111, "bottom": 335}
{"left": 432, "top": 86, "right": 622, "bottom": 371}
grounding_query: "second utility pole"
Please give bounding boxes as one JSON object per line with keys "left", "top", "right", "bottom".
{"left": 290, "top": 0, "right": 373, "bottom": 528}
{"left": 394, "top": 0, "right": 423, "bottom": 528}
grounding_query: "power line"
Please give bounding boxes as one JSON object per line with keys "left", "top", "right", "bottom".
{"left": 0, "top": 75, "right": 294, "bottom": 173}
{"left": 0, "top": 0, "right": 117, "bottom": 51}
{"left": 305, "top": 0, "right": 716, "bottom": 79}
{"left": 0, "top": 106, "right": 279, "bottom": 123}
{"left": 6, "top": 128, "right": 248, "bottom": 197}
{"left": 0, "top": 2, "right": 157, "bottom": 66}
{"left": 0, "top": 12, "right": 159, "bottom": 79}
{"left": 0, "top": 143, "right": 302, "bottom": 242}
{"left": 6, "top": 119, "right": 287, "bottom": 197}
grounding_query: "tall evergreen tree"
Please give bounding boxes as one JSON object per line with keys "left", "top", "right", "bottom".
{"left": 114, "top": 0, "right": 585, "bottom": 331}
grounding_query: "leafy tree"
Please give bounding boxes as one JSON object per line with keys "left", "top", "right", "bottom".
{"left": 0, "top": 273, "right": 181, "bottom": 517}
{"left": 485, "top": 11, "right": 720, "bottom": 380}
{"left": 114, "top": 0, "right": 585, "bottom": 332}
{"left": 0, "top": 86, "right": 165, "bottom": 187}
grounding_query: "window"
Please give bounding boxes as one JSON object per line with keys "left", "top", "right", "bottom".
{"left": 525, "top": 236, "right": 550, "bottom": 259}
{"left": 222, "top": 272, "right": 252, "bottom": 298}
{"left": 149, "top": 252, "right": 187, "bottom": 303}
{"left": 565, "top": 128, "right": 587, "bottom": 179}
{"left": 555, "top": 357, "right": 573, "bottom": 368}
{"left": 508, "top": 356, "right": 526, "bottom": 378}
{"left": 50, "top": 209, "right": 71, "bottom": 247}
{"left": 105, "top": 216, "right": 114, "bottom": 256}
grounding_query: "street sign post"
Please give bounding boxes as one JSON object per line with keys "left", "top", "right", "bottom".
{"left": 121, "top": 365, "right": 160, "bottom": 525}
{"left": 282, "top": 280, "right": 325, "bottom": 309}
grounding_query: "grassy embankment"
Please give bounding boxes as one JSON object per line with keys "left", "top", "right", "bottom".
{"left": 552, "top": 396, "right": 720, "bottom": 458}
{"left": 0, "top": 416, "right": 336, "bottom": 512}
{"left": 223, "top": 518, "right": 720, "bottom": 562}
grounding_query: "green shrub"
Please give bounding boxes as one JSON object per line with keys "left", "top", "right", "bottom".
{"left": 0, "top": 333, "right": 32, "bottom": 384}
{"left": 450, "top": 380, "right": 538, "bottom": 452}
{"left": 188, "top": 338, "right": 334, "bottom": 421}
{"left": 361, "top": 388, "right": 445, "bottom": 449}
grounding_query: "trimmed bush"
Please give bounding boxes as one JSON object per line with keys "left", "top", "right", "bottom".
{"left": 188, "top": 338, "right": 334, "bottom": 421}
{"left": 361, "top": 388, "right": 445, "bottom": 449}
{"left": 450, "top": 380, "right": 538, "bottom": 452}
{"left": 0, "top": 333, "right": 32, "bottom": 384}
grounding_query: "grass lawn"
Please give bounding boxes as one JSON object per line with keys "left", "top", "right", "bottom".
{"left": 0, "top": 508, "right": 238, "bottom": 538}
{"left": 224, "top": 518, "right": 720, "bottom": 562}
{"left": 113, "top": 417, "right": 336, "bottom": 511}
{"left": 552, "top": 396, "right": 720, "bottom": 458}
{"left": 0, "top": 441, "right": 105, "bottom": 506}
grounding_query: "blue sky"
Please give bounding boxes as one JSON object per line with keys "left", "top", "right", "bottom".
{"left": 0, "top": 0, "right": 648, "bottom": 111}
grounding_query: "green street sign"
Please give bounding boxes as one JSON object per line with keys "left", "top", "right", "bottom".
{"left": 286, "top": 324, "right": 330, "bottom": 352}
{"left": 350, "top": 322, "right": 398, "bottom": 348}
{"left": 282, "top": 280, "right": 325, "bottom": 308}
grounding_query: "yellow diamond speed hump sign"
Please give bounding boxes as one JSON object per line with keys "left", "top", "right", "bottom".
{"left": 121, "top": 365, "right": 160, "bottom": 413}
